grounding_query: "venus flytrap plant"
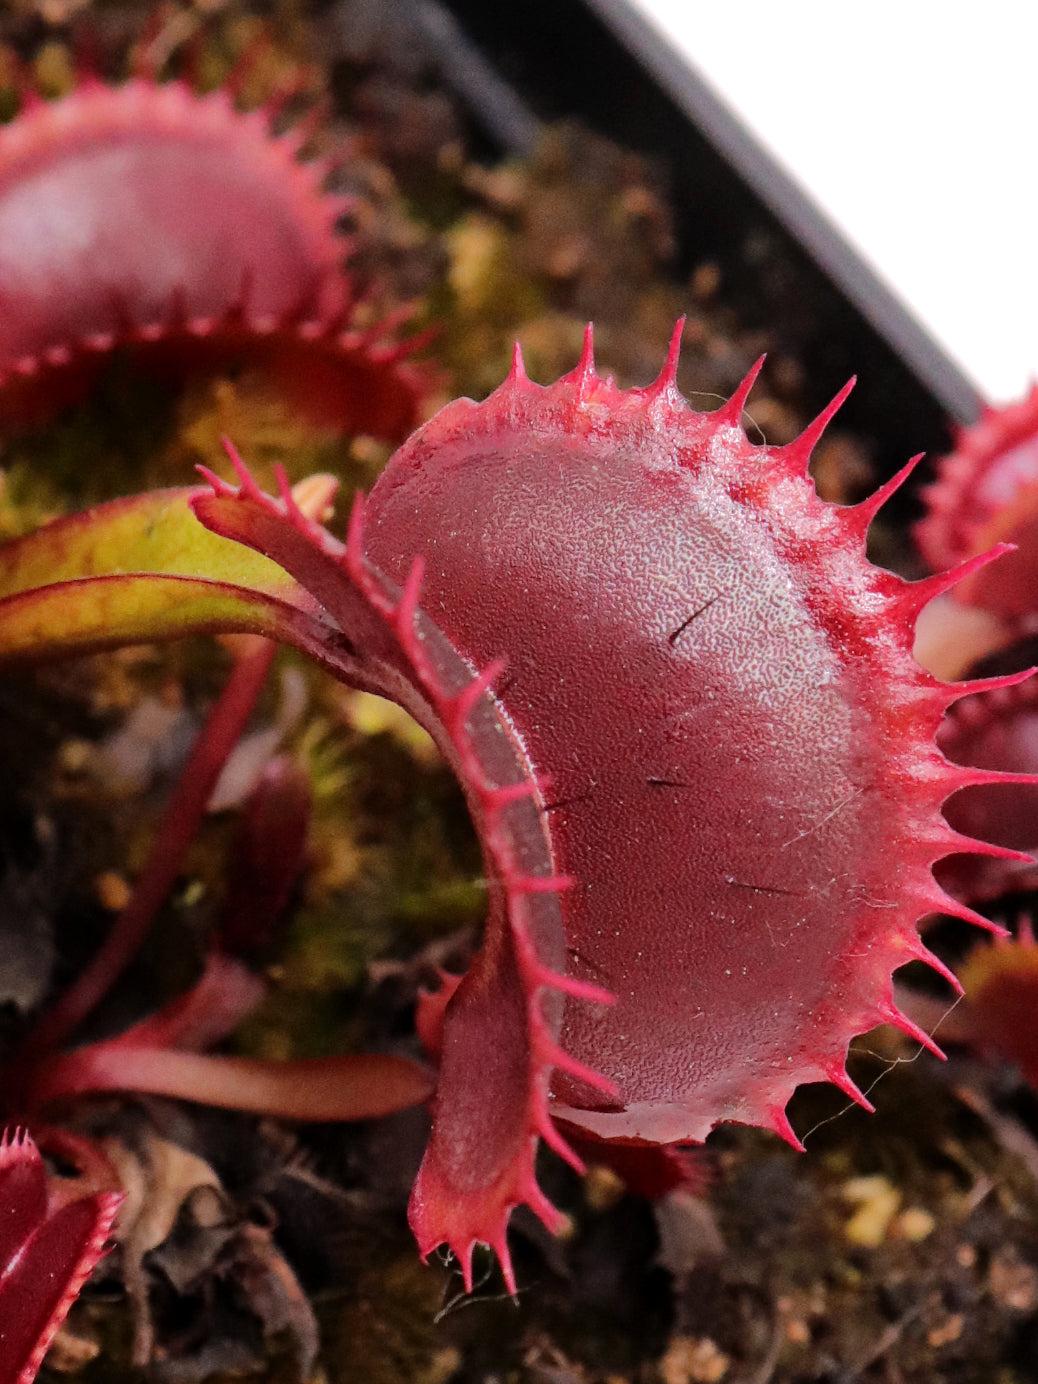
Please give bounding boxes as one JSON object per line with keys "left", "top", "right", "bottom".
{"left": 0, "top": 472, "right": 433, "bottom": 1381}
{"left": 0, "top": 1129, "right": 120, "bottom": 1384}
{"left": 896, "top": 389, "right": 1038, "bottom": 1106}
{"left": 0, "top": 24, "right": 441, "bottom": 1374}
{"left": 0, "top": 10, "right": 1034, "bottom": 1375}
{"left": 0, "top": 53, "right": 430, "bottom": 437}
{"left": 0, "top": 327, "right": 1026, "bottom": 1298}
{"left": 0, "top": 470, "right": 433, "bottom": 1133}
{"left": 0, "top": 474, "right": 434, "bottom": 1377}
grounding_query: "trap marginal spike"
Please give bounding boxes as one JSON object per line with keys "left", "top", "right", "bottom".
{"left": 944, "top": 831, "right": 1035, "bottom": 865}
{"left": 536, "top": 1113, "right": 587, "bottom": 1174}
{"left": 899, "top": 544, "right": 1018, "bottom": 615}
{"left": 921, "top": 885, "right": 1011, "bottom": 937}
{"left": 950, "top": 664, "right": 1037, "bottom": 699}
{"left": 542, "top": 1042, "right": 619, "bottom": 1096}
{"left": 452, "top": 655, "right": 509, "bottom": 725}
{"left": 764, "top": 1105, "right": 806, "bottom": 1153}
{"left": 532, "top": 965, "right": 616, "bottom": 1006}
{"left": 642, "top": 316, "right": 686, "bottom": 401}
{"left": 507, "top": 339, "right": 528, "bottom": 385}
{"left": 273, "top": 463, "right": 300, "bottom": 518}
{"left": 846, "top": 454, "right": 925, "bottom": 532}
{"left": 901, "top": 936, "right": 964, "bottom": 994}
{"left": 195, "top": 464, "right": 235, "bottom": 497}
{"left": 569, "top": 322, "right": 597, "bottom": 398}
{"left": 484, "top": 779, "right": 541, "bottom": 811}
{"left": 915, "top": 385, "right": 1038, "bottom": 597}
{"left": 523, "top": 1182, "right": 568, "bottom": 1237}
{"left": 455, "top": 1241, "right": 476, "bottom": 1295}
{"left": 511, "top": 873, "right": 577, "bottom": 896}
{"left": 714, "top": 353, "right": 766, "bottom": 427}
{"left": 220, "top": 438, "right": 261, "bottom": 496}
{"left": 824, "top": 1063, "right": 876, "bottom": 1113}
{"left": 877, "top": 1001, "right": 946, "bottom": 1057}
{"left": 776, "top": 377, "right": 856, "bottom": 473}
{"left": 942, "top": 765, "right": 1038, "bottom": 796}
{"left": 393, "top": 557, "right": 426, "bottom": 636}
{"left": 343, "top": 491, "right": 368, "bottom": 582}
{"left": 491, "top": 1237, "right": 519, "bottom": 1298}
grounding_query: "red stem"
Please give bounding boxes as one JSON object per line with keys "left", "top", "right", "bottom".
{"left": 30, "top": 1046, "right": 435, "bottom": 1121}
{"left": 18, "top": 638, "right": 277, "bottom": 1064}
{"left": 104, "top": 951, "right": 265, "bottom": 1053}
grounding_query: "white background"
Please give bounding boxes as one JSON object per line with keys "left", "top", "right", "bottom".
{"left": 629, "top": 0, "right": 1038, "bottom": 404}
